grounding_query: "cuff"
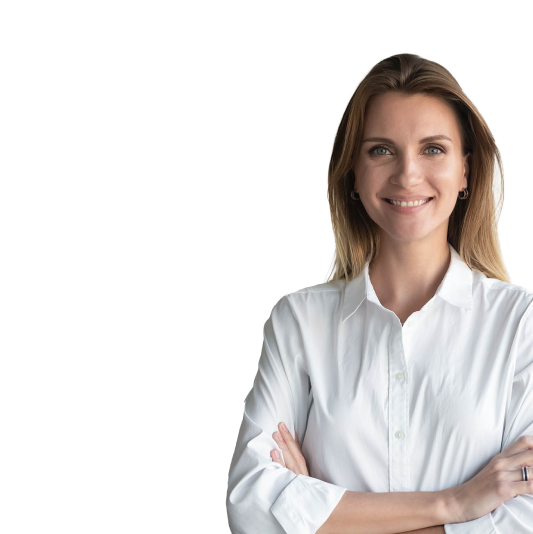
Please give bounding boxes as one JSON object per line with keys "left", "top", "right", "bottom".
{"left": 270, "top": 474, "right": 347, "bottom": 534}
{"left": 444, "top": 512, "right": 496, "bottom": 534}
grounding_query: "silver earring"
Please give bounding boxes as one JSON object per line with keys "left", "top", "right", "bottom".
{"left": 458, "top": 188, "right": 469, "bottom": 200}
{"left": 350, "top": 190, "right": 360, "bottom": 201}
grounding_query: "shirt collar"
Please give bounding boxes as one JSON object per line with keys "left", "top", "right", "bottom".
{"left": 341, "top": 242, "right": 473, "bottom": 323}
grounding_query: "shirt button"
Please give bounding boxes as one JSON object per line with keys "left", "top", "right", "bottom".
{"left": 395, "top": 373, "right": 404, "bottom": 381}
{"left": 395, "top": 430, "right": 404, "bottom": 439}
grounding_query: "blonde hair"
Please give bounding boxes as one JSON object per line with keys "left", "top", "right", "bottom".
{"left": 326, "top": 53, "right": 509, "bottom": 283}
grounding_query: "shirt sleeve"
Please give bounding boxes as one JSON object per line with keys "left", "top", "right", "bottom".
{"left": 445, "top": 300, "right": 533, "bottom": 534}
{"left": 226, "top": 295, "right": 347, "bottom": 534}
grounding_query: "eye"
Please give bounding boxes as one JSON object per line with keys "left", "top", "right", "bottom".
{"left": 368, "top": 146, "right": 392, "bottom": 156}
{"left": 368, "top": 145, "right": 445, "bottom": 157}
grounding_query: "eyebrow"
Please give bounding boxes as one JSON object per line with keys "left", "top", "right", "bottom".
{"left": 361, "top": 134, "right": 453, "bottom": 144}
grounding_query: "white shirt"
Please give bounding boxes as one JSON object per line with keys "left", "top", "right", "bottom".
{"left": 226, "top": 242, "right": 533, "bottom": 533}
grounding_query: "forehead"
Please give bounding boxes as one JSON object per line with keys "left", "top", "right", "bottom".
{"left": 363, "top": 92, "right": 460, "bottom": 139}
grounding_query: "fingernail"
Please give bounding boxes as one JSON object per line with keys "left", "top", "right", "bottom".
{"left": 276, "top": 431, "right": 284, "bottom": 442}
{"left": 281, "top": 422, "right": 287, "bottom": 431}
{"left": 274, "top": 450, "right": 280, "bottom": 459}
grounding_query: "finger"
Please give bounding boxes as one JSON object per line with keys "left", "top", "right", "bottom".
{"left": 504, "top": 447, "right": 533, "bottom": 471}
{"left": 273, "top": 430, "right": 303, "bottom": 474}
{"left": 511, "top": 467, "right": 533, "bottom": 498}
{"left": 510, "top": 465, "right": 533, "bottom": 482}
{"left": 270, "top": 448, "right": 285, "bottom": 467}
{"left": 500, "top": 435, "right": 533, "bottom": 458}
{"left": 295, "top": 430, "right": 300, "bottom": 448}
{"left": 273, "top": 429, "right": 297, "bottom": 471}
{"left": 278, "top": 422, "right": 305, "bottom": 468}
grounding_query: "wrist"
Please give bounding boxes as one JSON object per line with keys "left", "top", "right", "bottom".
{"left": 436, "top": 487, "right": 459, "bottom": 524}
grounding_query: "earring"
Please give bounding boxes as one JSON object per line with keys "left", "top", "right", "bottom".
{"left": 350, "top": 190, "right": 360, "bottom": 201}
{"left": 458, "top": 188, "right": 469, "bottom": 200}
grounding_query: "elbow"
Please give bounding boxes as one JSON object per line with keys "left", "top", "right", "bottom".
{"left": 226, "top": 497, "right": 251, "bottom": 534}
{"left": 226, "top": 484, "right": 244, "bottom": 532}
{"left": 226, "top": 477, "right": 285, "bottom": 534}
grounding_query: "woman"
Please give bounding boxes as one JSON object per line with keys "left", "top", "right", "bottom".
{"left": 226, "top": 54, "right": 533, "bottom": 534}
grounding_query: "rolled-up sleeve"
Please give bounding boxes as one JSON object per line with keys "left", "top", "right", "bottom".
{"left": 445, "top": 300, "right": 533, "bottom": 534}
{"left": 226, "top": 295, "right": 347, "bottom": 534}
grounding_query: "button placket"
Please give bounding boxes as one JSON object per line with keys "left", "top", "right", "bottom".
{"left": 389, "top": 316, "right": 410, "bottom": 491}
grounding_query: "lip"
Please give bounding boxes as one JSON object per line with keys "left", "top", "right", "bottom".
{"left": 381, "top": 197, "right": 434, "bottom": 213}
{"left": 382, "top": 195, "right": 433, "bottom": 202}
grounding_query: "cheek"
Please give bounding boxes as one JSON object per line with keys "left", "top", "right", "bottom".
{"left": 357, "top": 172, "right": 386, "bottom": 198}
{"left": 430, "top": 160, "right": 464, "bottom": 183}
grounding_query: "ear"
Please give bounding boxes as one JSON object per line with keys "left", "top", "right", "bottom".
{"left": 462, "top": 152, "right": 471, "bottom": 189}
{"left": 349, "top": 168, "right": 357, "bottom": 190}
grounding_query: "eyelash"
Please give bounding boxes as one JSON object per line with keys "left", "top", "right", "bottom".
{"left": 368, "top": 145, "right": 445, "bottom": 156}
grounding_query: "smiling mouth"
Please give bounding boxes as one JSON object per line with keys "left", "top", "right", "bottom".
{"left": 384, "top": 197, "right": 434, "bottom": 205}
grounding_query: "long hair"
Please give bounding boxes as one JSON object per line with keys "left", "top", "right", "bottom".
{"left": 326, "top": 53, "right": 509, "bottom": 283}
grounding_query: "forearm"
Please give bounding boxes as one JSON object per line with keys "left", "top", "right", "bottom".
{"left": 317, "top": 488, "right": 451, "bottom": 534}
{"left": 396, "top": 526, "right": 445, "bottom": 534}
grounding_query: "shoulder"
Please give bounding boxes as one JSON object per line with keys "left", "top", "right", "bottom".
{"left": 286, "top": 278, "right": 344, "bottom": 305}
{"left": 270, "top": 279, "right": 346, "bottom": 323}
{"left": 473, "top": 269, "right": 533, "bottom": 313}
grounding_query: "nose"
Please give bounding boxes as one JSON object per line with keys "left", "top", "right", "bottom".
{"left": 390, "top": 151, "right": 425, "bottom": 189}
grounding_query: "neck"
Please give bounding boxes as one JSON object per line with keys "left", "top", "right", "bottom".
{"left": 369, "top": 234, "right": 451, "bottom": 316}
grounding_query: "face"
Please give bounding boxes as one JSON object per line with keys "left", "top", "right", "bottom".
{"left": 353, "top": 92, "right": 470, "bottom": 244}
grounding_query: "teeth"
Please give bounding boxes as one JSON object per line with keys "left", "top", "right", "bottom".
{"left": 389, "top": 198, "right": 431, "bottom": 207}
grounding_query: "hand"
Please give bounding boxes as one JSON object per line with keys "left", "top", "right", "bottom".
{"left": 445, "top": 434, "right": 533, "bottom": 524}
{"left": 270, "top": 422, "right": 309, "bottom": 476}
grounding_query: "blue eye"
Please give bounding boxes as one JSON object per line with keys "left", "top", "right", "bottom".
{"left": 368, "top": 145, "right": 445, "bottom": 156}
{"left": 369, "top": 146, "right": 391, "bottom": 156}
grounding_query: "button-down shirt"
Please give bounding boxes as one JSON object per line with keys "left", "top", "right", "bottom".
{"left": 226, "top": 242, "right": 533, "bottom": 533}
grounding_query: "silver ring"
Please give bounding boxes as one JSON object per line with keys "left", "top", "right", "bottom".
{"left": 523, "top": 466, "right": 529, "bottom": 482}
